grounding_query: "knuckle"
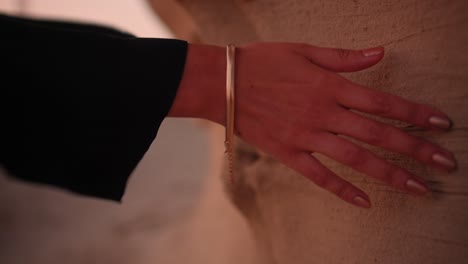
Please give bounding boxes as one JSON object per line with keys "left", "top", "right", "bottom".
{"left": 280, "top": 123, "right": 301, "bottom": 146}
{"left": 297, "top": 43, "right": 312, "bottom": 52}
{"left": 407, "top": 137, "right": 426, "bottom": 156}
{"left": 365, "top": 123, "right": 387, "bottom": 145}
{"left": 406, "top": 104, "right": 421, "bottom": 123}
{"left": 408, "top": 138, "right": 433, "bottom": 162}
{"left": 343, "top": 146, "right": 369, "bottom": 169}
{"left": 336, "top": 183, "right": 352, "bottom": 199}
{"left": 369, "top": 93, "right": 393, "bottom": 116}
{"left": 321, "top": 176, "right": 355, "bottom": 200}
{"left": 294, "top": 43, "right": 316, "bottom": 57}
{"left": 311, "top": 173, "right": 329, "bottom": 188}
{"left": 282, "top": 125, "right": 313, "bottom": 149}
{"left": 313, "top": 71, "right": 334, "bottom": 87}
{"left": 335, "top": 48, "right": 352, "bottom": 61}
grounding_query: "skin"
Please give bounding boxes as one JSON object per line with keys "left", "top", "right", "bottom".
{"left": 168, "top": 42, "right": 456, "bottom": 209}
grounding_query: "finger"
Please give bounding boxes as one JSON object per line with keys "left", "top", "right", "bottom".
{"left": 240, "top": 116, "right": 371, "bottom": 209}
{"left": 336, "top": 82, "right": 452, "bottom": 130}
{"left": 296, "top": 44, "right": 384, "bottom": 72}
{"left": 328, "top": 110, "right": 456, "bottom": 171}
{"left": 309, "top": 132, "right": 430, "bottom": 196}
{"left": 289, "top": 151, "right": 371, "bottom": 208}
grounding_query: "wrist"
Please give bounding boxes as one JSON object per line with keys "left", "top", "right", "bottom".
{"left": 168, "top": 43, "right": 226, "bottom": 125}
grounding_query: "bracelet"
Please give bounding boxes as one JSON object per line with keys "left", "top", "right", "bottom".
{"left": 225, "top": 44, "right": 236, "bottom": 183}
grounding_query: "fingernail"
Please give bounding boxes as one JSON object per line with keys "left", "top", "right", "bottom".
{"left": 429, "top": 116, "right": 451, "bottom": 129}
{"left": 432, "top": 153, "right": 456, "bottom": 169}
{"left": 362, "top": 47, "right": 383, "bottom": 57}
{"left": 406, "top": 179, "right": 428, "bottom": 195}
{"left": 353, "top": 196, "right": 371, "bottom": 208}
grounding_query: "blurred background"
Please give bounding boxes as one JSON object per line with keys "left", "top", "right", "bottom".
{"left": 0, "top": 1, "right": 256, "bottom": 263}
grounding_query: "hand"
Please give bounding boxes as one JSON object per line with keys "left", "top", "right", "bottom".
{"left": 171, "top": 43, "right": 456, "bottom": 209}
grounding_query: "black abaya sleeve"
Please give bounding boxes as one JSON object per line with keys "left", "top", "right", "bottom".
{"left": 0, "top": 14, "right": 188, "bottom": 201}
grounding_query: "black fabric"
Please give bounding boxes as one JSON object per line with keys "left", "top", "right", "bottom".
{"left": 0, "top": 14, "right": 188, "bottom": 201}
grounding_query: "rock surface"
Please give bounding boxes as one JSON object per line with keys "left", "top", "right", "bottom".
{"left": 150, "top": 1, "right": 468, "bottom": 263}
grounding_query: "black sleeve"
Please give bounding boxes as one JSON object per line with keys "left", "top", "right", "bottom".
{"left": 0, "top": 14, "right": 188, "bottom": 201}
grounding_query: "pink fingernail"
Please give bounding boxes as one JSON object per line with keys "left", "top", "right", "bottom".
{"left": 429, "top": 116, "right": 451, "bottom": 129}
{"left": 406, "top": 179, "right": 428, "bottom": 195}
{"left": 362, "top": 47, "right": 383, "bottom": 57}
{"left": 432, "top": 153, "right": 456, "bottom": 169}
{"left": 353, "top": 196, "right": 371, "bottom": 208}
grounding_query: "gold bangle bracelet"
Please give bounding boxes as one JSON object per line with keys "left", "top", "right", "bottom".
{"left": 225, "top": 44, "right": 236, "bottom": 183}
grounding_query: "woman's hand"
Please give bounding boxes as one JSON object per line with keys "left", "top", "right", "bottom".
{"left": 171, "top": 43, "right": 456, "bottom": 208}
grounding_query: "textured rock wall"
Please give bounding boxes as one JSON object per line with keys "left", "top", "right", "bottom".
{"left": 150, "top": 1, "right": 468, "bottom": 263}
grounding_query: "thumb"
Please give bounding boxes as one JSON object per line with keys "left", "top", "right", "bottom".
{"left": 297, "top": 44, "right": 384, "bottom": 72}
